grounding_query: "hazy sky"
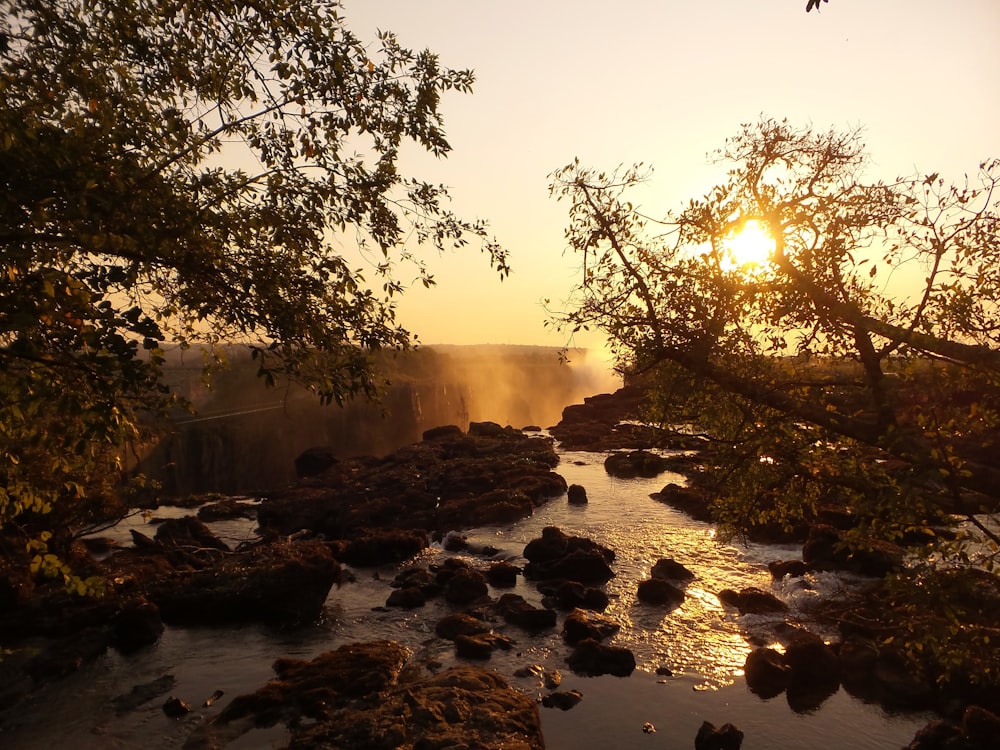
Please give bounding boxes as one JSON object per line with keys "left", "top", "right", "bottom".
{"left": 343, "top": 0, "right": 1000, "bottom": 349}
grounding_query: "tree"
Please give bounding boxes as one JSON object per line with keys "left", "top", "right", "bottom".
{"left": 0, "top": 0, "right": 506, "bottom": 587}
{"left": 550, "top": 118, "right": 1000, "bottom": 565}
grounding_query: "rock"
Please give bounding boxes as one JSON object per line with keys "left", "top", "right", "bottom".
{"left": 435, "top": 612, "right": 491, "bottom": 640}
{"left": 537, "top": 579, "right": 610, "bottom": 612}
{"left": 341, "top": 529, "right": 427, "bottom": 567}
{"left": 522, "top": 528, "right": 615, "bottom": 583}
{"left": 768, "top": 559, "right": 808, "bottom": 579}
{"left": 567, "top": 638, "right": 636, "bottom": 677}
{"left": 192, "top": 642, "right": 544, "bottom": 750}
{"left": 695, "top": 721, "right": 744, "bottom": 750}
{"left": 802, "top": 524, "right": 902, "bottom": 577}
{"left": 162, "top": 696, "right": 192, "bottom": 717}
{"left": 567, "top": 484, "right": 588, "bottom": 505}
{"left": 650, "top": 557, "right": 695, "bottom": 582}
{"left": 603, "top": 450, "right": 671, "bottom": 478}
{"left": 562, "top": 608, "right": 620, "bottom": 644}
{"left": 294, "top": 446, "right": 338, "bottom": 478}
{"left": 717, "top": 587, "right": 787, "bottom": 615}
{"left": 783, "top": 631, "right": 840, "bottom": 713}
{"left": 143, "top": 540, "right": 340, "bottom": 626}
{"left": 962, "top": 705, "right": 1000, "bottom": 748}
{"left": 110, "top": 597, "right": 164, "bottom": 652}
{"left": 485, "top": 560, "right": 520, "bottom": 588}
{"left": 637, "top": 578, "right": 685, "bottom": 606}
{"left": 541, "top": 690, "right": 583, "bottom": 710}
{"left": 650, "top": 483, "right": 713, "bottom": 522}
{"left": 642, "top": 721, "right": 656, "bottom": 733}
{"left": 422, "top": 424, "right": 464, "bottom": 441}
{"left": 197, "top": 498, "right": 258, "bottom": 522}
{"left": 392, "top": 566, "right": 438, "bottom": 595}
{"left": 112, "top": 674, "right": 176, "bottom": 715}
{"left": 454, "top": 632, "right": 513, "bottom": 659}
{"left": 443, "top": 567, "right": 489, "bottom": 605}
{"left": 744, "top": 647, "right": 791, "bottom": 698}
{"left": 154, "top": 516, "right": 230, "bottom": 553}
{"left": 385, "top": 587, "right": 426, "bottom": 609}
{"left": 496, "top": 594, "right": 558, "bottom": 630}
{"left": 903, "top": 708, "right": 1000, "bottom": 750}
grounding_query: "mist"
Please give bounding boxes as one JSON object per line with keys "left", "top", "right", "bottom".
{"left": 134, "top": 345, "right": 620, "bottom": 497}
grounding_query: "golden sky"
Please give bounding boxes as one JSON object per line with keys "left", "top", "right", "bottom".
{"left": 343, "top": 0, "right": 1000, "bottom": 348}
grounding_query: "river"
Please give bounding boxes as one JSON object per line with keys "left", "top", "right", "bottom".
{"left": 0, "top": 440, "right": 932, "bottom": 749}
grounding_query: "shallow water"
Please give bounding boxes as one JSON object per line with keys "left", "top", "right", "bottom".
{"left": 0, "top": 443, "right": 932, "bottom": 749}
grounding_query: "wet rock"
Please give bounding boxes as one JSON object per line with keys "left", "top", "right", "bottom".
{"left": 341, "top": 529, "right": 427, "bottom": 567}
{"left": 783, "top": 631, "right": 841, "bottom": 713}
{"left": 196, "top": 498, "right": 258, "bottom": 522}
{"left": 294, "top": 446, "right": 338, "bottom": 478}
{"left": 422, "top": 424, "right": 464, "bottom": 440}
{"left": 153, "top": 516, "right": 230, "bottom": 554}
{"left": 443, "top": 567, "right": 489, "bottom": 605}
{"left": 650, "top": 483, "right": 713, "bottom": 522}
{"left": 717, "top": 587, "right": 787, "bottom": 615}
{"left": 637, "top": 578, "right": 685, "bottom": 606}
{"left": 562, "top": 608, "right": 620, "bottom": 644}
{"left": 802, "top": 524, "right": 903, "bottom": 577}
{"left": 110, "top": 597, "right": 164, "bottom": 652}
{"left": 905, "top": 706, "right": 1000, "bottom": 750}
{"left": 537, "top": 579, "right": 610, "bottom": 612}
{"left": 485, "top": 560, "right": 520, "bottom": 588}
{"left": 192, "top": 641, "right": 544, "bottom": 750}
{"left": 541, "top": 690, "right": 583, "bottom": 710}
{"left": 496, "top": 593, "right": 558, "bottom": 630}
{"left": 523, "top": 528, "right": 615, "bottom": 583}
{"left": 695, "top": 721, "right": 744, "bottom": 750}
{"left": 567, "top": 484, "right": 588, "bottom": 505}
{"left": 162, "top": 696, "right": 192, "bottom": 717}
{"left": 603, "top": 450, "right": 671, "bottom": 478}
{"left": 392, "top": 566, "right": 438, "bottom": 594}
{"left": 768, "top": 559, "right": 808, "bottom": 579}
{"left": 744, "top": 647, "right": 791, "bottom": 698}
{"left": 454, "top": 632, "right": 514, "bottom": 659}
{"left": 567, "top": 638, "right": 636, "bottom": 677}
{"left": 650, "top": 557, "right": 695, "bottom": 582}
{"left": 386, "top": 586, "right": 426, "bottom": 609}
{"left": 435, "top": 612, "right": 491, "bottom": 640}
{"left": 143, "top": 540, "right": 340, "bottom": 626}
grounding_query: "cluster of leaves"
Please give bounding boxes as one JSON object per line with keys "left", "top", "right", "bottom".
{"left": 550, "top": 118, "right": 1000, "bottom": 561}
{"left": 1, "top": 0, "right": 505, "bottom": 591}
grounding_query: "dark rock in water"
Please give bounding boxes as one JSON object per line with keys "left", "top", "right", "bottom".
{"left": 454, "top": 632, "right": 513, "bottom": 659}
{"left": 294, "top": 446, "right": 338, "bottom": 478}
{"left": 650, "top": 557, "right": 695, "bottom": 582}
{"left": 496, "top": 593, "right": 558, "bottom": 630}
{"left": 695, "top": 721, "right": 744, "bottom": 750}
{"left": 905, "top": 706, "right": 1000, "bottom": 750}
{"left": 604, "top": 450, "right": 671, "bottom": 478}
{"left": 768, "top": 559, "right": 808, "bottom": 579}
{"left": 112, "top": 674, "right": 176, "bottom": 715}
{"left": 562, "top": 608, "right": 620, "bottom": 644}
{"left": 435, "top": 612, "right": 491, "bottom": 640}
{"left": 541, "top": 689, "right": 583, "bottom": 710}
{"left": 744, "top": 647, "right": 791, "bottom": 698}
{"left": 110, "top": 597, "right": 164, "bottom": 652}
{"left": 538, "top": 579, "right": 610, "bottom": 612}
{"left": 340, "top": 529, "right": 427, "bottom": 567}
{"left": 637, "top": 578, "right": 685, "bottom": 606}
{"left": 548, "top": 385, "right": 665, "bottom": 451}
{"left": 468, "top": 420, "right": 508, "bottom": 437}
{"left": 385, "top": 586, "right": 426, "bottom": 609}
{"left": 485, "top": 560, "right": 520, "bottom": 588}
{"left": 567, "top": 638, "right": 636, "bottom": 677}
{"left": 190, "top": 641, "right": 543, "bottom": 750}
{"left": 142, "top": 540, "right": 340, "bottom": 626}
{"left": 802, "top": 524, "right": 903, "bottom": 577}
{"left": 650, "top": 483, "right": 713, "bottom": 522}
{"left": 154, "top": 515, "right": 230, "bottom": 554}
{"left": 444, "top": 567, "right": 489, "bottom": 605}
{"left": 783, "top": 631, "right": 841, "bottom": 713}
{"left": 196, "top": 498, "right": 258, "bottom": 522}
{"left": 904, "top": 720, "right": 964, "bottom": 750}
{"left": 162, "top": 696, "right": 192, "bottom": 717}
{"left": 391, "top": 566, "right": 438, "bottom": 595}
{"left": 717, "top": 587, "right": 787, "bottom": 615}
{"left": 567, "top": 484, "right": 588, "bottom": 505}
{"left": 523, "top": 527, "right": 615, "bottom": 583}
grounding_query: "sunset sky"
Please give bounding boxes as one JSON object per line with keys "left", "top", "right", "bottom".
{"left": 344, "top": 0, "right": 1000, "bottom": 349}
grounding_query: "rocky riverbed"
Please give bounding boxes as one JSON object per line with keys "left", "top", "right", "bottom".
{"left": 1, "top": 387, "right": 997, "bottom": 749}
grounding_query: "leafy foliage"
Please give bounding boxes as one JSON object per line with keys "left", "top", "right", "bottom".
{"left": 0, "top": 0, "right": 505, "bottom": 587}
{"left": 550, "top": 119, "right": 1000, "bottom": 563}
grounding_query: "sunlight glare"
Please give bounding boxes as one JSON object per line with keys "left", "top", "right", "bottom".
{"left": 722, "top": 220, "right": 774, "bottom": 271}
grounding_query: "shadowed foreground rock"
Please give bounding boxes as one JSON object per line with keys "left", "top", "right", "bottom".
{"left": 184, "top": 640, "right": 544, "bottom": 749}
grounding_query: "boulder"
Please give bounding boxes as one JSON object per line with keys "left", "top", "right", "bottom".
{"left": 523, "top": 528, "right": 615, "bottom": 583}
{"left": 153, "top": 516, "right": 230, "bottom": 554}
{"left": 541, "top": 690, "right": 583, "bottom": 710}
{"left": 695, "top": 721, "right": 744, "bottom": 750}
{"left": 454, "top": 632, "right": 514, "bottom": 660}
{"left": 567, "top": 484, "right": 588, "bottom": 505}
{"left": 562, "top": 608, "right": 620, "bottom": 644}
{"left": 443, "top": 567, "right": 489, "bottom": 605}
{"left": 496, "top": 594, "right": 558, "bottom": 631}
{"left": 650, "top": 483, "right": 713, "bottom": 522}
{"left": 717, "top": 587, "right": 787, "bottom": 615}
{"left": 110, "top": 597, "right": 164, "bottom": 652}
{"left": 650, "top": 557, "right": 695, "bottom": 582}
{"left": 196, "top": 498, "right": 258, "bottom": 522}
{"left": 385, "top": 587, "right": 426, "bottom": 609}
{"left": 340, "top": 529, "right": 427, "bottom": 567}
{"left": 537, "top": 579, "right": 610, "bottom": 612}
{"left": 637, "top": 578, "right": 685, "bottom": 606}
{"left": 566, "top": 638, "right": 636, "bottom": 677}
{"left": 744, "top": 647, "right": 791, "bottom": 698}
{"left": 802, "top": 524, "right": 902, "bottom": 577}
{"left": 485, "top": 561, "right": 520, "bottom": 588}
{"left": 435, "top": 612, "right": 491, "bottom": 640}
{"left": 768, "top": 559, "right": 808, "bottom": 579}
{"left": 603, "top": 450, "right": 671, "bottom": 478}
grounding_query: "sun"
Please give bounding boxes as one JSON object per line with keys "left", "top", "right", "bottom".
{"left": 721, "top": 220, "right": 774, "bottom": 271}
